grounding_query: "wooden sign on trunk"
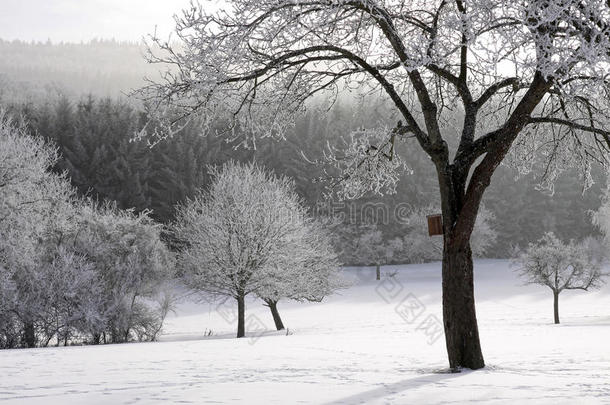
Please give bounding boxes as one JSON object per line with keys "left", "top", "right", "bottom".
{"left": 427, "top": 214, "right": 443, "bottom": 236}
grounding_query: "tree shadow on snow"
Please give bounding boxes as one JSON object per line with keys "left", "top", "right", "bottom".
{"left": 323, "top": 369, "right": 470, "bottom": 405}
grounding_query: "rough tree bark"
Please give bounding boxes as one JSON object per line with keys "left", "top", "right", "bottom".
{"left": 264, "top": 299, "right": 285, "bottom": 331}
{"left": 376, "top": 265, "right": 381, "bottom": 281}
{"left": 553, "top": 290, "right": 560, "bottom": 324}
{"left": 441, "top": 240, "right": 484, "bottom": 370}
{"left": 236, "top": 294, "right": 245, "bottom": 338}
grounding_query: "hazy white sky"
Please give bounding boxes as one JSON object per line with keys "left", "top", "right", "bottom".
{"left": 0, "top": 0, "right": 208, "bottom": 43}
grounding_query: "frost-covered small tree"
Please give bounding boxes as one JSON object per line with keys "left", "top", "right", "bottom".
{"left": 331, "top": 223, "right": 402, "bottom": 277}
{"left": 402, "top": 205, "right": 497, "bottom": 263}
{"left": 142, "top": 0, "right": 610, "bottom": 369}
{"left": 257, "top": 219, "right": 343, "bottom": 330}
{"left": 348, "top": 225, "right": 403, "bottom": 280}
{"left": 174, "top": 161, "right": 308, "bottom": 338}
{"left": 514, "top": 232, "right": 605, "bottom": 324}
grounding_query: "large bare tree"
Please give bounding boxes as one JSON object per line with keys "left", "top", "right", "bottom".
{"left": 139, "top": 0, "right": 610, "bottom": 370}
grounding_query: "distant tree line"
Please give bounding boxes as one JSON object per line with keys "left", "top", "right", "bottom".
{"left": 5, "top": 94, "right": 605, "bottom": 262}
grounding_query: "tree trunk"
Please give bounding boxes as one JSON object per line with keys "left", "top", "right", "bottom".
{"left": 265, "top": 299, "right": 285, "bottom": 330}
{"left": 553, "top": 290, "right": 560, "bottom": 324}
{"left": 442, "top": 240, "right": 485, "bottom": 370}
{"left": 422, "top": 69, "right": 547, "bottom": 371}
{"left": 23, "top": 322, "right": 35, "bottom": 348}
{"left": 436, "top": 166, "right": 486, "bottom": 371}
{"left": 376, "top": 264, "right": 381, "bottom": 281}
{"left": 236, "top": 294, "right": 245, "bottom": 338}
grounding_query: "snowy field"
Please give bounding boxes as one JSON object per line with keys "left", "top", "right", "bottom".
{"left": 1, "top": 259, "right": 609, "bottom": 404}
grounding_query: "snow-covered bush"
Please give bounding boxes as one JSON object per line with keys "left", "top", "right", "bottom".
{"left": 34, "top": 247, "right": 103, "bottom": 346}
{"left": 0, "top": 261, "right": 19, "bottom": 348}
{"left": 175, "top": 161, "right": 340, "bottom": 337}
{"left": 401, "top": 205, "right": 497, "bottom": 263}
{"left": 24, "top": 200, "right": 175, "bottom": 347}
{"left": 0, "top": 111, "right": 175, "bottom": 348}
{"left": 71, "top": 202, "right": 175, "bottom": 344}
{"left": 513, "top": 232, "right": 605, "bottom": 324}
{"left": 0, "top": 110, "right": 76, "bottom": 348}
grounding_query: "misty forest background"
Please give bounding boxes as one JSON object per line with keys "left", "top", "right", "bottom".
{"left": 0, "top": 39, "right": 606, "bottom": 262}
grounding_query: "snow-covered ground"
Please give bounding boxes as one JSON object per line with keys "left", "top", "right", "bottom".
{"left": 1, "top": 259, "right": 609, "bottom": 404}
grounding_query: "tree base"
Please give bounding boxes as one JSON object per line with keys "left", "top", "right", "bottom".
{"left": 442, "top": 244, "right": 485, "bottom": 370}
